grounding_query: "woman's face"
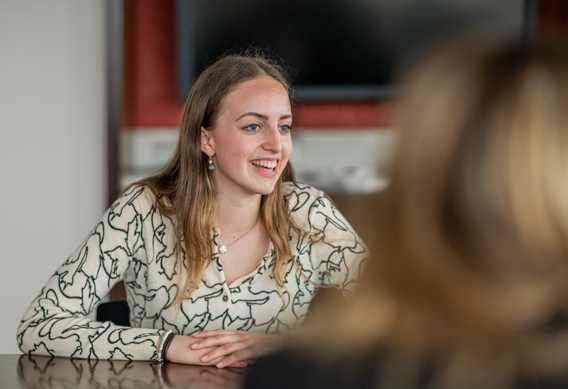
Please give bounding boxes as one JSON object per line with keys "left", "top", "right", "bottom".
{"left": 201, "top": 75, "right": 293, "bottom": 199}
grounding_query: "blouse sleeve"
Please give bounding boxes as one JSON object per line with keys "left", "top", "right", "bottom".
{"left": 288, "top": 183, "right": 368, "bottom": 296}
{"left": 16, "top": 186, "right": 164, "bottom": 361}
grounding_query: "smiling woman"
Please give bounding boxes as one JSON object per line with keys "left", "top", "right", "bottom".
{"left": 201, "top": 75, "right": 293, "bottom": 199}
{"left": 17, "top": 50, "right": 367, "bottom": 369}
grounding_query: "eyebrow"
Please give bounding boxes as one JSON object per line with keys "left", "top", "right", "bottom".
{"left": 236, "top": 112, "right": 292, "bottom": 121}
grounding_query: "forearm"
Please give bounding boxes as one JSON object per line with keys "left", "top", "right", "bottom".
{"left": 18, "top": 292, "right": 161, "bottom": 360}
{"left": 17, "top": 187, "right": 164, "bottom": 361}
{"left": 18, "top": 314, "right": 162, "bottom": 360}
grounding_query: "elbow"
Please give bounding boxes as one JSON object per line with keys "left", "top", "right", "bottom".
{"left": 16, "top": 322, "right": 53, "bottom": 356}
{"left": 16, "top": 320, "right": 31, "bottom": 354}
{"left": 17, "top": 316, "right": 44, "bottom": 355}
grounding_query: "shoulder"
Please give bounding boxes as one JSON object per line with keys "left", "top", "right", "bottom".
{"left": 282, "top": 181, "right": 331, "bottom": 212}
{"left": 282, "top": 181, "right": 326, "bottom": 199}
{"left": 282, "top": 181, "right": 336, "bottom": 221}
{"left": 283, "top": 182, "right": 366, "bottom": 254}
{"left": 108, "top": 185, "right": 160, "bottom": 219}
{"left": 116, "top": 185, "right": 154, "bottom": 206}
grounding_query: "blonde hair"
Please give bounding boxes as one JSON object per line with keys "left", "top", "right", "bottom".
{"left": 302, "top": 40, "right": 568, "bottom": 387}
{"left": 130, "top": 52, "right": 297, "bottom": 308}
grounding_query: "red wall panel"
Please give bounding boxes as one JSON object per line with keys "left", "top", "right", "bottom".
{"left": 539, "top": 0, "right": 568, "bottom": 39}
{"left": 122, "top": 0, "right": 391, "bottom": 129}
{"left": 123, "top": 0, "right": 182, "bottom": 127}
{"left": 123, "top": 0, "right": 567, "bottom": 129}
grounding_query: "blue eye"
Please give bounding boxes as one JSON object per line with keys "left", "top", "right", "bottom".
{"left": 246, "top": 124, "right": 259, "bottom": 131}
{"left": 279, "top": 125, "right": 291, "bottom": 133}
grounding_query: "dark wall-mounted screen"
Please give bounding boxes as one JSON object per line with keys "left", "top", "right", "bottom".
{"left": 176, "top": 0, "right": 531, "bottom": 100}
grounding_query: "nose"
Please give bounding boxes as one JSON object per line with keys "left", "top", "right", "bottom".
{"left": 263, "top": 125, "right": 283, "bottom": 153}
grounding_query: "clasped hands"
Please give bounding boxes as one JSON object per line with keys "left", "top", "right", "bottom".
{"left": 165, "top": 329, "right": 282, "bottom": 368}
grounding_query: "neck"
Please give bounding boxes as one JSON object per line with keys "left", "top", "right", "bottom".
{"left": 215, "top": 189, "right": 262, "bottom": 235}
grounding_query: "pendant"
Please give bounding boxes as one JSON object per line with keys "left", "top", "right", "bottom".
{"left": 219, "top": 245, "right": 228, "bottom": 254}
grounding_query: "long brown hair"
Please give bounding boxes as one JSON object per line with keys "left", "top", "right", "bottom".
{"left": 302, "top": 40, "right": 568, "bottom": 387}
{"left": 132, "top": 51, "right": 296, "bottom": 308}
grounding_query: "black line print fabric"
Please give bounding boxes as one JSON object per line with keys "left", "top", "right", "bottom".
{"left": 17, "top": 182, "right": 367, "bottom": 361}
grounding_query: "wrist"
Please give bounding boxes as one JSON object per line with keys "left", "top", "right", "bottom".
{"left": 166, "top": 335, "right": 219, "bottom": 365}
{"left": 156, "top": 329, "right": 175, "bottom": 362}
{"left": 164, "top": 334, "right": 175, "bottom": 361}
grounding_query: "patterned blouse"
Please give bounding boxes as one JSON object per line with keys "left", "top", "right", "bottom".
{"left": 17, "top": 182, "right": 367, "bottom": 361}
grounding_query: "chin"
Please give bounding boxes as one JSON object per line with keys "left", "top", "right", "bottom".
{"left": 253, "top": 181, "right": 279, "bottom": 196}
{"left": 256, "top": 187, "right": 277, "bottom": 196}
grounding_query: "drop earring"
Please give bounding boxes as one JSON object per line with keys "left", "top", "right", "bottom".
{"left": 208, "top": 155, "right": 214, "bottom": 171}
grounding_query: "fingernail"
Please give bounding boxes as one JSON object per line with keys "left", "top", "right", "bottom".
{"left": 217, "top": 362, "right": 224, "bottom": 368}
{"left": 201, "top": 355, "right": 208, "bottom": 362}
{"left": 191, "top": 343, "right": 199, "bottom": 349}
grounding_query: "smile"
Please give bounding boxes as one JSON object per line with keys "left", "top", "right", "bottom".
{"left": 251, "top": 159, "right": 278, "bottom": 171}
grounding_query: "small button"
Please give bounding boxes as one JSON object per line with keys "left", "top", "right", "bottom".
{"left": 223, "top": 295, "right": 229, "bottom": 302}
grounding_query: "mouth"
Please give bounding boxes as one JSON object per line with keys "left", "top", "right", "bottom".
{"left": 250, "top": 159, "right": 278, "bottom": 172}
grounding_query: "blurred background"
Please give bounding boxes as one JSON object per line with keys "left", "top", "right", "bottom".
{"left": 1, "top": 0, "right": 566, "bottom": 354}
{"left": 119, "top": 0, "right": 527, "bottom": 196}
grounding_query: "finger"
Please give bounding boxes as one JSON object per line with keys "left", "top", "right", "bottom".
{"left": 191, "top": 334, "right": 243, "bottom": 350}
{"left": 215, "top": 350, "right": 254, "bottom": 369}
{"left": 203, "top": 355, "right": 224, "bottom": 366}
{"left": 221, "top": 359, "right": 249, "bottom": 368}
{"left": 223, "top": 361, "right": 248, "bottom": 369}
{"left": 200, "top": 341, "right": 251, "bottom": 363}
{"left": 192, "top": 329, "right": 236, "bottom": 338}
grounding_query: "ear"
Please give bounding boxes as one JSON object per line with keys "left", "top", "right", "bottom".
{"left": 200, "top": 126, "right": 215, "bottom": 155}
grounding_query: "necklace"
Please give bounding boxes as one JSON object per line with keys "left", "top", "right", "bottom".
{"left": 218, "top": 215, "right": 260, "bottom": 255}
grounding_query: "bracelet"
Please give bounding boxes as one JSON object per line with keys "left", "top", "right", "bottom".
{"left": 156, "top": 329, "right": 174, "bottom": 363}
{"left": 162, "top": 331, "right": 175, "bottom": 362}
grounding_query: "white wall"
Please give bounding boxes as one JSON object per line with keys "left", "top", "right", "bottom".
{"left": 0, "top": 1, "right": 106, "bottom": 354}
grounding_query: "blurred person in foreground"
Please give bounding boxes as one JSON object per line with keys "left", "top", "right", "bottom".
{"left": 243, "top": 39, "right": 568, "bottom": 389}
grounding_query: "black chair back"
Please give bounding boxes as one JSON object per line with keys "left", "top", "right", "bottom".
{"left": 96, "top": 301, "right": 130, "bottom": 326}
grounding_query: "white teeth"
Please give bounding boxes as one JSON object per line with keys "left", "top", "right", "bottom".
{"left": 252, "top": 160, "right": 277, "bottom": 169}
